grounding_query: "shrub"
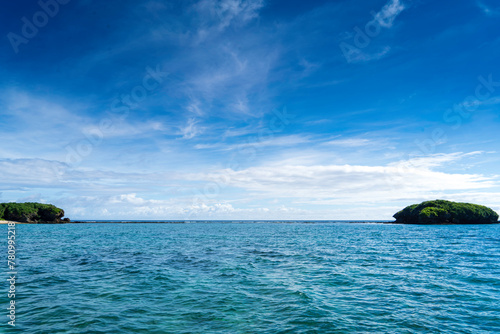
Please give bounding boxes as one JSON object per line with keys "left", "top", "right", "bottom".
{"left": 0, "top": 202, "right": 65, "bottom": 223}
{"left": 394, "top": 200, "right": 499, "bottom": 224}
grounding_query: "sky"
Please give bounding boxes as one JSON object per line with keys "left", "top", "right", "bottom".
{"left": 1, "top": 0, "right": 500, "bottom": 220}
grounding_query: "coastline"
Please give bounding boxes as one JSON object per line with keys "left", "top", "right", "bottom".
{"left": 70, "top": 220, "right": 394, "bottom": 224}
{"left": 2, "top": 220, "right": 498, "bottom": 225}
{"left": 0, "top": 220, "right": 29, "bottom": 224}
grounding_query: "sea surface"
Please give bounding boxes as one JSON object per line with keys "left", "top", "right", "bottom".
{"left": 4, "top": 222, "right": 500, "bottom": 333}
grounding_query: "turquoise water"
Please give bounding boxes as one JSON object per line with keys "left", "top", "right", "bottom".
{"left": 5, "top": 223, "right": 500, "bottom": 333}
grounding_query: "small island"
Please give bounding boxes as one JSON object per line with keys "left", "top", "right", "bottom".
{"left": 0, "top": 202, "right": 70, "bottom": 224}
{"left": 393, "top": 200, "right": 499, "bottom": 224}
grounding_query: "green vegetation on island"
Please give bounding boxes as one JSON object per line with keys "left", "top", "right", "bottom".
{"left": 0, "top": 202, "right": 69, "bottom": 224}
{"left": 393, "top": 200, "right": 499, "bottom": 224}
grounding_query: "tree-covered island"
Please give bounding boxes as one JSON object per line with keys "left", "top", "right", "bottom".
{"left": 393, "top": 200, "right": 499, "bottom": 224}
{"left": 0, "top": 202, "right": 69, "bottom": 224}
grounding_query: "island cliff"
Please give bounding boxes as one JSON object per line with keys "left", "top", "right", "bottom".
{"left": 0, "top": 202, "right": 70, "bottom": 224}
{"left": 393, "top": 200, "right": 499, "bottom": 224}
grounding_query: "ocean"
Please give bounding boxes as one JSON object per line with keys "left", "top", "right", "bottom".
{"left": 5, "top": 222, "right": 500, "bottom": 333}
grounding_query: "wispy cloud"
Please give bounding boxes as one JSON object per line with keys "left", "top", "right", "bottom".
{"left": 338, "top": 0, "right": 407, "bottom": 64}
{"left": 193, "top": 0, "right": 265, "bottom": 40}
{"left": 390, "top": 152, "right": 484, "bottom": 169}
{"left": 371, "top": 0, "right": 406, "bottom": 28}
{"left": 323, "top": 138, "right": 372, "bottom": 147}
{"left": 459, "top": 96, "right": 500, "bottom": 110}
{"left": 179, "top": 118, "right": 204, "bottom": 139}
{"left": 346, "top": 46, "right": 392, "bottom": 63}
{"left": 194, "top": 135, "right": 311, "bottom": 150}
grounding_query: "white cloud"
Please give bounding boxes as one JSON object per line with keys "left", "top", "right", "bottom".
{"left": 181, "top": 44, "right": 276, "bottom": 117}
{"left": 1, "top": 152, "right": 498, "bottom": 220}
{"left": 0, "top": 90, "right": 90, "bottom": 155}
{"left": 371, "top": 0, "right": 406, "bottom": 28}
{"left": 390, "top": 152, "right": 483, "bottom": 169}
{"left": 195, "top": 135, "right": 311, "bottom": 150}
{"left": 323, "top": 138, "right": 372, "bottom": 147}
{"left": 192, "top": 0, "right": 265, "bottom": 45}
{"left": 194, "top": 0, "right": 265, "bottom": 34}
{"left": 222, "top": 124, "right": 265, "bottom": 138}
{"left": 186, "top": 100, "right": 204, "bottom": 116}
{"left": 305, "top": 119, "right": 333, "bottom": 126}
{"left": 110, "top": 193, "right": 147, "bottom": 205}
{"left": 189, "top": 152, "right": 497, "bottom": 206}
{"left": 207, "top": 164, "right": 493, "bottom": 197}
{"left": 179, "top": 118, "right": 204, "bottom": 139}
{"left": 459, "top": 96, "right": 500, "bottom": 110}
{"left": 345, "top": 46, "right": 392, "bottom": 63}
{"left": 0, "top": 159, "right": 69, "bottom": 188}
{"left": 56, "top": 193, "right": 311, "bottom": 220}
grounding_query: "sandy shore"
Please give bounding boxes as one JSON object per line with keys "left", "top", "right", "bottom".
{"left": 0, "top": 220, "right": 28, "bottom": 224}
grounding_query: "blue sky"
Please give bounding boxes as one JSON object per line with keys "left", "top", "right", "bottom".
{"left": 1, "top": 0, "right": 500, "bottom": 220}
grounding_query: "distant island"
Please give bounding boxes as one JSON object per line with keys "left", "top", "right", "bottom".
{"left": 0, "top": 202, "right": 70, "bottom": 224}
{"left": 393, "top": 200, "right": 499, "bottom": 224}
{"left": 2, "top": 200, "right": 499, "bottom": 225}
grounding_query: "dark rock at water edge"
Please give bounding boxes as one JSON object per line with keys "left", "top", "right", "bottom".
{"left": 393, "top": 200, "right": 499, "bottom": 224}
{"left": 0, "top": 202, "right": 70, "bottom": 224}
